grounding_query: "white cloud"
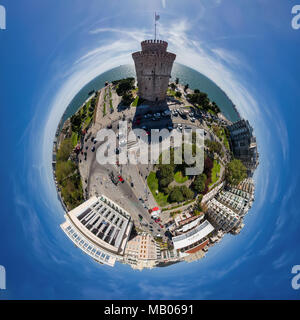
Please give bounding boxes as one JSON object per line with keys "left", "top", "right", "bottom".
{"left": 30, "top": 15, "right": 286, "bottom": 272}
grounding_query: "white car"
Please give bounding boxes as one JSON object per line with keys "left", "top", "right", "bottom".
{"left": 119, "top": 139, "right": 127, "bottom": 146}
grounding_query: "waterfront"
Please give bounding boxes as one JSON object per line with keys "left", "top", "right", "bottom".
{"left": 60, "top": 63, "right": 240, "bottom": 129}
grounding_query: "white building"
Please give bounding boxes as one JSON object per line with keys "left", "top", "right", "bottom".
{"left": 172, "top": 219, "right": 214, "bottom": 256}
{"left": 206, "top": 198, "right": 240, "bottom": 233}
{"left": 216, "top": 190, "right": 250, "bottom": 217}
{"left": 201, "top": 182, "right": 224, "bottom": 205}
{"left": 61, "top": 195, "right": 133, "bottom": 267}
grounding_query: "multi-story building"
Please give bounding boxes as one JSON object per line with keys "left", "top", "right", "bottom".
{"left": 216, "top": 190, "right": 250, "bottom": 217}
{"left": 132, "top": 39, "right": 176, "bottom": 102}
{"left": 206, "top": 198, "right": 241, "bottom": 233}
{"left": 219, "top": 178, "right": 255, "bottom": 217}
{"left": 201, "top": 181, "right": 224, "bottom": 205}
{"left": 228, "top": 119, "right": 259, "bottom": 175}
{"left": 123, "top": 233, "right": 161, "bottom": 270}
{"left": 172, "top": 218, "right": 214, "bottom": 259}
{"left": 60, "top": 195, "right": 133, "bottom": 267}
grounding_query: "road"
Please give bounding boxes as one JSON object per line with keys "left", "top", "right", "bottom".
{"left": 77, "top": 96, "right": 230, "bottom": 244}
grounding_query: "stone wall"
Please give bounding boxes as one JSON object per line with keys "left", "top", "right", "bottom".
{"left": 132, "top": 39, "right": 176, "bottom": 102}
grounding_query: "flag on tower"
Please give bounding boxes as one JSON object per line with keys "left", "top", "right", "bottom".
{"left": 155, "top": 13, "right": 160, "bottom": 21}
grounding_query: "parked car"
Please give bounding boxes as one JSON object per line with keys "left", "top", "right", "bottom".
{"left": 110, "top": 172, "right": 119, "bottom": 185}
{"left": 118, "top": 175, "right": 124, "bottom": 183}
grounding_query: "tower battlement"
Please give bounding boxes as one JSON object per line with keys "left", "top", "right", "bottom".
{"left": 141, "top": 39, "right": 168, "bottom": 52}
{"left": 132, "top": 39, "right": 176, "bottom": 102}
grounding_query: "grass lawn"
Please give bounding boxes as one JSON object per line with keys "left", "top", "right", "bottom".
{"left": 71, "top": 132, "right": 78, "bottom": 147}
{"left": 174, "top": 171, "right": 188, "bottom": 184}
{"left": 131, "top": 96, "right": 139, "bottom": 107}
{"left": 218, "top": 128, "right": 230, "bottom": 150}
{"left": 83, "top": 116, "right": 92, "bottom": 129}
{"left": 109, "top": 99, "right": 114, "bottom": 111}
{"left": 147, "top": 172, "right": 169, "bottom": 207}
{"left": 167, "top": 89, "right": 176, "bottom": 97}
{"left": 209, "top": 160, "right": 221, "bottom": 187}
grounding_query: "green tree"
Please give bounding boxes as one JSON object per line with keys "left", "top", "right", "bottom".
{"left": 160, "top": 176, "right": 173, "bottom": 188}
{"left": 157, "top": 164, "right": 174, "bottom": 189}
{"left": 157, "top": 164, "right": 174, "bottom": 179}
{"left": 122, "top": 92, "right": 134, "bottom": 106}
{"left": 196, "top": 194, "right": 203, "bottom": 211}
{"left": 116, "top": 78, "right": 135, "bottom": 96}
{"left": 70, "top": 113, "right": 82, "bottom": 133}
{"left": 170, "top": 83, "right": 177, "bottom": 91}
{"left": 175, "top": 77, "right": 179, "bottom": 85}
{"left": 226, "top": 159, "right": 247, "bottom": 185}
{"left": 193, "top": 173, "right": 207, "bottom": 193}
{"left": 56, "top": 139, "right": 73, "bottom": 162}
{"left": 175, "top": 91, "right": 182, "bottom": 98}
{"left": 56, "top": 161, "right": 75, "bottom": 183}
{"left": 180, "top": 185, "right": 194, "bottom": 200}
{"left": 169, "top": 187, "right": 184, "bottom": 203}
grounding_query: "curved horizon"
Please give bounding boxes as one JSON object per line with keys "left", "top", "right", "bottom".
{"left": 0, "top": 0, "right": 299, "bottom": 300}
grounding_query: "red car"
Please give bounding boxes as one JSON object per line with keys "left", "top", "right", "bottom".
{"left": 118, "top": 175, "right": 124, "bottom": 183}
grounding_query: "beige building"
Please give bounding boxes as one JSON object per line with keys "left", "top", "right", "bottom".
{"left": 124, "top": 233, "right": 160, "bottom": 270}
{"left": 132, "top": 39, "right": 176, "bottom": 102}
{"left": 60, "top": 195, "right": 133, "bottom": 267}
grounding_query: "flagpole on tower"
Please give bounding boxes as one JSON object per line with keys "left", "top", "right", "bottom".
{"left": 154, "top": 12, "right": 160, "bottom": 41}
{"left": 155, "top": 12, "right": 157, "bottom": 41}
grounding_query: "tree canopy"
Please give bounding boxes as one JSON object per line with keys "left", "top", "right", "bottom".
{"left": 193, "top": 173, "right": 207, "bottom": 193}
{"left": 187, "top": 89, "right": 221, "bottom": 113}
{"left": 115, "top": 78, "right": 135, "bottom": 96}
{"left": 226, "top": 159, "right": 247, "bottom": 185}
{"left": 56, "top": 138, "right": 73, "bottom": 162}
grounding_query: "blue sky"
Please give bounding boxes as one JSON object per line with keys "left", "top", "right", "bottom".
{"left": 0, "top": 0, "right": 300, "bottom": 299}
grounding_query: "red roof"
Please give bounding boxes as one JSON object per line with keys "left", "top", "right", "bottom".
{"left": 185, "top": 239, "right": 209, "bottom": 254}
{"left": 152, "top": 207, "right": 159, "bottom": 211}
